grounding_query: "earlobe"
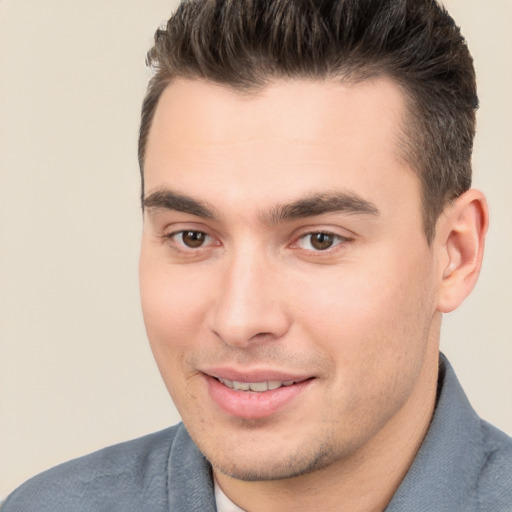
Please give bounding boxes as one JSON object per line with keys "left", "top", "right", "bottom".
{"left": 436, "top": 189, "right": 489, "bottom": 313}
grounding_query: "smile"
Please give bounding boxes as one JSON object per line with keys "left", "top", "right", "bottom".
{"left": 216, "top": 378, "right": 301, "bottom": 392}
{"left": 206, "top": 373, "right": 314, "bottom": 419}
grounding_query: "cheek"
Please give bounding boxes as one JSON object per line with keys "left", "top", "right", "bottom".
{"left": 139, "top": 253, "right": 212, "bottom": 389}
{"left": 140, "top": 252, "right": 208, "bottom": 334}
{"left": 292, "top": 263, "right": 434, "bottom": 435}
{"left": 293, "top": 249, "right": 435, "bottom": 379}
{"left": 295, "top": 267, "right": 406, "bottom": 344}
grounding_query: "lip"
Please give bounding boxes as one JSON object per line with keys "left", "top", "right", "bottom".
{"left": 201, "top": 368, "right": 314, "bottom": 420}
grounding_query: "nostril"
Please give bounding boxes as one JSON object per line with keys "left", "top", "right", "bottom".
{"left": 211, "top": 328, "right": 282, "bottom": 347}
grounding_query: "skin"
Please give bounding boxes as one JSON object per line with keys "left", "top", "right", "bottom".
{"left": 139, "top": 78, "right": 487, "bottom": 511}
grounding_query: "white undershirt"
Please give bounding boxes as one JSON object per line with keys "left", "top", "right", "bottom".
{"left": 214, "top": 480, "right": 246, "bottom": 512}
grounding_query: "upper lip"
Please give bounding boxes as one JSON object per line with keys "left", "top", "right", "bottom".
{"left": 200, "top": 367, "right": 313, "bottom": 383}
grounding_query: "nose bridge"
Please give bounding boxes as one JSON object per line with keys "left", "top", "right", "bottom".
{"left": 209, "top": 242, "right": 289, "bottom": 346}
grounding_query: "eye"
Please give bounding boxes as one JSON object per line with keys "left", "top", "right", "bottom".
{"left": 296, "top": 232, "right": 345, "bottom": 251}
{"left": 170, "top": 230, "right": 213, "bottom": 249}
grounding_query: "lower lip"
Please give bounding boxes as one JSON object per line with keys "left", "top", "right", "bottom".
{"left": 205, "top": 376, "right": 312, "bottom": 419}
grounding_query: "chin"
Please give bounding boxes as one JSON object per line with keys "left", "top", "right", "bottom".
{"left": 205, "top": 437, "right": 341, "bottom": 482}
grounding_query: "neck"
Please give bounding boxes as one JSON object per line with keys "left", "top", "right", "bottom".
{"left": 214, "top": 349, "right": 439, "bottom": 512}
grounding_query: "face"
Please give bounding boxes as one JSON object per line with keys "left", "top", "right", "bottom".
{"left": 139, "top": 78, "right": 441, "bottom": 481}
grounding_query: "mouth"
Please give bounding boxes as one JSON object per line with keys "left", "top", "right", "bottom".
{"left": 203, "top": 371, "right": 314, "bottom": 419}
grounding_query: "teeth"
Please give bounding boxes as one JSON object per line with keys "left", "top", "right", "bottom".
{"left": 219, "top": 378, "right": 234, "bottom": 389}
{"left": 217, "top": 378, "right": 298, "bottom": 392}
{"left": 249, "top": 382, "right": 268, "bottom": 392}
{"left": 233, "top": 381, "right": 250, "bottom": 391}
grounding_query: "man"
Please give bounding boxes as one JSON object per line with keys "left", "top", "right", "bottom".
{"left": 2, "top": 0, "right": 511, "bottom": 510}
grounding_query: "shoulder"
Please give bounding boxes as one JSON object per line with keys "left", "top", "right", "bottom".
{"left": 1, "top": 425, "right": 183, "bottom": 512}
{"left": 387, "top": 356, "right": 512, "bottom": 512}
{"left": 439, "top": 356, "right": 512, "bottom": 510}
{"left": 475, "top": 420, "right": 512, "bottom": 511}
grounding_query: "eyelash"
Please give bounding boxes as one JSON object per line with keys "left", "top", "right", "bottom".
{"left": 163, "top": 229, "right": 351, "bottom": 256}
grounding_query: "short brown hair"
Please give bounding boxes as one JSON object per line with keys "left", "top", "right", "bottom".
{"left": 139, "top": 0, "right": 477, "bottom": 241}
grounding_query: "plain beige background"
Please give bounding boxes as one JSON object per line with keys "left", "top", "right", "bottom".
{"left": 0, "top": 0, "right": 511, "bottom": 499}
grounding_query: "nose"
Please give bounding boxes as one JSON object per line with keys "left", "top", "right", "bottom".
{"left": 208, "top": 248, "right": 291, "bottom": 347}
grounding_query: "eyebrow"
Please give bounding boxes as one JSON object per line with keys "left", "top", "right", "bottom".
{"left": 143, "top": 188, "right": 380, "bottom": 223}
{"left": 143, "top": 189, "right": 216, "bottom": 219}
{"left": 263, "top": 191, "right": 380, "bottom": 225}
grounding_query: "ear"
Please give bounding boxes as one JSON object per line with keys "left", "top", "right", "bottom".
{"left": 435, "top": 189, "right": 489, "bottom": 313}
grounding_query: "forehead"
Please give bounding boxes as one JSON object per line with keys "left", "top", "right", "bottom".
{"left": 144, "top": 77, "right": 418, "bottom": 220}
{"left": 146, "top": 76, "right": 407, "bottom": 153}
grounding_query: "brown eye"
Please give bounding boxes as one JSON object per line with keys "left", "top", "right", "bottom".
{"left": 296, "top": 232, "right": 345, "bottom": 251}
{"left": 181, "top": 231, "right": 207, "bottom": 248}
{"left": 310, "top": 233, "right": 335, "bottom": 250}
